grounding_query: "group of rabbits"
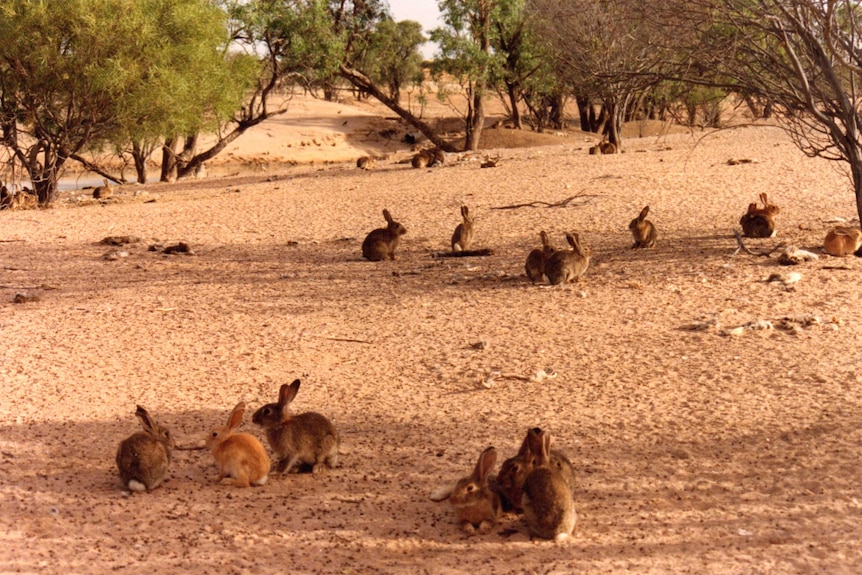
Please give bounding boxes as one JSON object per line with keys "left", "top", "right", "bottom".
{"left": 739, "top": 192, "right": 862, "bottom": 256}
{"left": 431, "top": 427, "right": 577, "bottom": 541}
{"left": 359, "top": 203, "right": 659, "bottom": 286}
{"left": 116, "top": 379, "right": 338, "bottom": 492}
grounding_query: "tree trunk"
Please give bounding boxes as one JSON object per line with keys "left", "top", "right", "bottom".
{"left": 132, "top": 141, "right": 148, "bottom": 184}
{"left": 161, "top": 137, "right": 178, "bottom": 182}
{"left": 506, "top": 82, "right": 522, "bottom": 130}
{"left": 339, "top": 64, "right": 458, "bottom": 152}
{"left": 465, "top": 87, "right": 486, "bottom": 152}
{"left": 549, "top": 93, "right": 565, "bottom": 130}
{"left": 576, "top": 95, "right": 591, "bottom": 132}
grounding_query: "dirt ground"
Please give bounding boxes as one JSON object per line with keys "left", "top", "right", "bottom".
{"left": 2, "top": 97, "right": 862, "bottom": 574}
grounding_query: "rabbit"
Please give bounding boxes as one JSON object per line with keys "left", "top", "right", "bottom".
{"left": 545, "top": 232, "right": 591, "bottom": 285}
{"left": 740, "top": 192, "right": 780, "bottom": 238}
{"left": 430, "top": 446, "right": 501, "bottom": 534}
{"left": 589, "top": 142, "right": 616, "bottom": 155}
{"left": 356, "top": 156, "right": 375, "bottom": 170}
{"left": 92, "top": 178, "right": 113, "bottom": 200}
{"left": 824, "top": 226, "right": 862, "bottom": 256}
{"left": 116, "top": 405, "right": 176, "bottom": 493}
{"left": 525, "top": 231, "right": 556, "bottom": 284}
{"left": 494, "top": 427, "right": 575, "bottom": 513}
{"left": 411, "top": 151, "right": 431, "bottom": 168}
{"left": 251, "top": 379, "right": 339, "bottom": 474}
{"left": 521, "top": 429, "right": 577, "bottom": 541}
{"left": 629, "top": 206, "right": 657, "bottom": 249}
{"left": 206, "top": 402, "right": 271, "bottom": 487}
{"left": 361, "top": 209, "right": 407, "bottom": 261}
{"left": 451, "top": 205, "right": 475, "bottom": 252}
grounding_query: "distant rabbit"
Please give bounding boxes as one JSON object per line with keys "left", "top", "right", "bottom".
{"left": 356, "top": 156, "right": 375, "bottom": 170}
{"left": 494, "top": 427, "right": 575, "bottom": 513}
{"left": 739, "top": 192, "right": 780, "bottom": 238}
{"left": 545, "top": 232, "right": 591, "bottom": 285}
{"left": 411, "top": 148, "right": 445, "bottom": 169}
{"left": 824, "top": 226, "right": 862, "bottom": 256}
{"left": 116, "top": 405, "right": 176, "bottom": 493}
{"left": 206, "top": 402, "right": 271, "bottom": 487}
{"left": 521, "top": 429, "right": 577, "bottom": 541}
{"left": 361, "top": 209, "right": 407, "bottom": 261}
{"left": 629, "top": 206, "right": 657, "bottom": 249}
{"left": 525, "top": 231, "right": 556, "bottom": 284}
{"left": 430, "top": 446, "right": 502, "bottom": 534}
{"left": 451, "top": 205, "right": 475, "bottom": 252}
{"left": 252, "top": 379, "right": 339, "bottom": 474}
{"left": 589, "top": 142, "right": 617, "bottom": 155}
{"left": 92, "top": 178, "right": 113, "bottom": 200}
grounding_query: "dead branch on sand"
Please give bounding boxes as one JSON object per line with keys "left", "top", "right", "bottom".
{"left": 432, "top": 248, "right": 495, "bottom": 258}
{"left": 491, "top": 193, "right": 596, "bottom": 210}
{"left": 730, "top": 228, "right": 786, "bottom": 257}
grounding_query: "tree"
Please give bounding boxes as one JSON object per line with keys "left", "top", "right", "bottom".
{"left": 431, "top": 0, "right": 497, "bottom": 151}
{"left": 529, "top": 0, "right": 666, "bottom": 148}
{"left": 654, "top": 0, "right": 862, "bottom": 224}
{"left": 363, "top": 19, "right": 426, "bottom": 103}
{"left": 0, "top": 0, "right": 253, "bottom": 203}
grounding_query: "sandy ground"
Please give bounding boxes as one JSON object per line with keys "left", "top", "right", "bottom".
{"left": 2, "top": 97, "right": 862, "bottom": 574}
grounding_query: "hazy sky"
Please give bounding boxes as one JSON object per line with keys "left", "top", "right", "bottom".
{"left": 386, "top": 0, "right": 443, "bottom": 59}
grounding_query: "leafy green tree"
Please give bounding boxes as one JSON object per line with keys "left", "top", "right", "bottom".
{"left": 363, "top": 19, "right": 426, "bottom": 103}
{"left": 431, "top": 0, "right": 499, "bottom": 151}
{"left": 0, "top": 0, "right": 254, "bottom": 202}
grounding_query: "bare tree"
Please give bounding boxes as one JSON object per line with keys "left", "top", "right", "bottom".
{"left": 652, "top": 0, "right": 862, "bottom": 224}
{"left": 529, "top": 0, "right": 665, "bottom": 148}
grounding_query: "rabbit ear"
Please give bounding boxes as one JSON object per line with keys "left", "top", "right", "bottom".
{"left": 461, "top": 205, "right": 470, "bottom": 220}
{"left": 473, "top": 447, "right": 497, "bottom": 483}
{"left": 279, "top": 380, "right": 300, "bottom": 407}
{"left": 382, "top": 209, "right": 393, "bottom": 223}
{"left": 747, "top": 202, "right": 757, "bottom": 214}
{"left": 539, "top": 231, "right": 549, "bottom": 247}
{"left": 226, "top": 402, "right": 246, "bottom": 430}
{"left": 430, "top": 483, "right": 456, "bottom": 502}
{"left": 540, "top": 432, "right": 552, "bottom": 463}
{"left": 760, "top": 193, "right": 769, "bottom": 207}
{"left": 639, "top": 206, "right": 650, "bottom": 220}
{"left": 565, "top": 232, "right": 578, "bottom": 249}
{"left": 134, "top": 405, "right": 156, "bottom": 433}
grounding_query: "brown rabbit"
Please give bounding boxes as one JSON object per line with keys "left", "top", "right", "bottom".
{"left": 251, "top": 379, "right": 339, "bottom": 474}
{"left": 522, "top": 430, "right": 577, "bottom": 541}
{"left": 494, "top": 427, "right": 575, "bottom": 513}
{"left": 545, "top": 232, "right": 591, "bottom": 285}
{"left": 206, "top": 402, "right": 271, "bottom": 487}
{"left": 361, "top": 209, "right": 407, "bottom": 261}
{"left": 92, "top": 178, "right": 114, "bottom": 200}
{"left": 629, "top": 206, "right": 657, "bottom": 248}
{"left": 411, "top": 150, "right": 431, "bottom": 168}
{"left": 525, "top": 231, "right": 556, "bottom": 284}
{"left": 116, "top": 406, "right": 176, "bottom": 493}
{"left": 740, "top": 192, "right": 780, "bottom": 238}
{"left": 431, "top": 446, "right": 501, "bottom": 534}
{"left": 824, "top": 226, "right": 862, "bottom": 256}
{"left": 589, "top": 142, "right": 617, "bottom": 155}
{"left": 451, "top": 205, "right": 475, "bottom": 252}
{"left": 356, "top": 156, "right": 375, "bottom": 170}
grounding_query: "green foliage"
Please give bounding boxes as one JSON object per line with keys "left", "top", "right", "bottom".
{"left": 0, "top": 0, "right": 256, "bottom": 200}
{"left": 363, "top": 19, "right": 426, "bottom": 101}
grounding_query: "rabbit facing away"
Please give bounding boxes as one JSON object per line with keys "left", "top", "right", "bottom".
{"left": 362, "top": 209, "right": 407, "bottom": 261}
{"left": 412, "top": 148, "right": 445, "bottom": 168}
{"left": 824, "top": 226, "right": 862, "bottom": 256}
{"left": 206, "top": 402, "right": 271, "bottom": 487}
{"left": 431, "top": 446, "right": 502, "bottom": 534}
{"left": 521, "top": 430, "right": 577, "bottom": 541}
{"left": 494, "top": 427, "right": 575, "bottom": 513}
{"left": 451, "top": 205, "right": 475, "bottom": 252}
{"left": 629, "top": 206, "right": 657, "bottom": 249}
{"left": 740, "top": 192, "right": 780, "bottom": 238}
{"left": 252, "top": 379, "right": 339, "bottom": 474}
{"left": 116, "top": 405, "right": 176, "bottom": 493}
{"left": 545, "top": 232, "right": 591, "bottom": 285}
{"left": 525, "top": 231, "right": 556, "bottom": 284}
{"left": 356, "top": 156, "right": 375, "bottom": 170}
